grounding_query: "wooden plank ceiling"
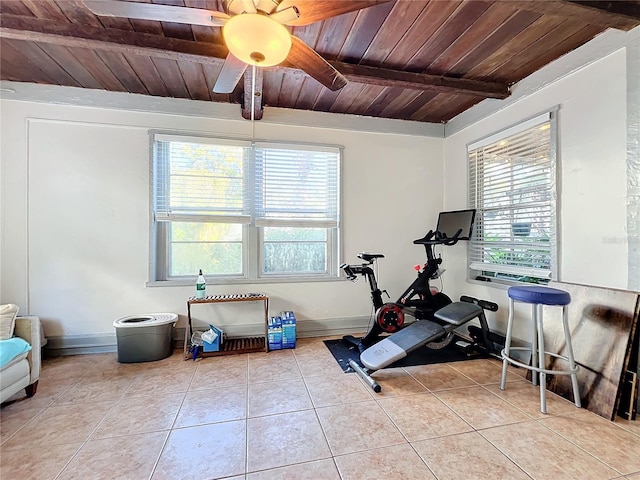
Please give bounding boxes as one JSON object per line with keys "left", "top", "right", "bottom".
{"left": 1, "top": 0, "right": 640, "bottom": 123}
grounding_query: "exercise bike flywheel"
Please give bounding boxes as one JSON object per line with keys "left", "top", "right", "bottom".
{"left": 375, "top": 303, "right": 405, "bottom": 333}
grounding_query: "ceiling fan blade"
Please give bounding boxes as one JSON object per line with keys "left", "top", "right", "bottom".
{"left": 288, "top": 36, "right": 347, "bottom": 91}
{"left": 269, "top": 6, "right": 299, "bottom": 24}
{"left": 83, "top": 0, "right": 229, "bottom": 27}
{"left": 277, "top": 0, "right": 391, "bottom": 27}
{"left": 241, "top": 0, "right": 258, "bottom": 14}
{"left": 213, "top": 53, "right": 248, "bottom": 94}
{"left": 226, "top": 0, "right": 263, "bottom": 15}
{"left": 255, "top": 0, "right": 278, "bottom": 15}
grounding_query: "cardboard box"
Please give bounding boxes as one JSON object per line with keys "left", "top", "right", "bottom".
{"left": 281, "top": 311, "right": 297, "bottom": 349}
{"left": 267, "top": 316, "right": 282, "bottom": 351}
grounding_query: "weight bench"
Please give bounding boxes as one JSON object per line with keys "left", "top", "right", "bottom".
{"left": 349, "top": 301, "right": 490, "bottom": 392}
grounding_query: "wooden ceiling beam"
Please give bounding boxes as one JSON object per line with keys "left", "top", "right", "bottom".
{"left": 508, "top": 0, "right": 640, "bottom": 31}
{"left": 0, "top": 14, "right": 229, "bottom": 65}
{"left": 333, "top": 62, "right": 509, "bottom": 99}
{"left": 0, "top": 15, "right": 510, "bottom": 100}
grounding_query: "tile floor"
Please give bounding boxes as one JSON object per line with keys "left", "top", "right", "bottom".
{"left": 1, "top": 337, "right": 639, "bottom": 480}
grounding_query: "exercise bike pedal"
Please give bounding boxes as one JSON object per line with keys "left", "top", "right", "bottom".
{"left": 454, "top": 339, "right": 474, "bottom": 353}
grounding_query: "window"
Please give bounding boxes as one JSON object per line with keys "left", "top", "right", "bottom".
{"left": 468, "top": 111, "right": 557, "bottom": 285}
{"left": 151, "top": 134, "right": 341, "bottom": 282}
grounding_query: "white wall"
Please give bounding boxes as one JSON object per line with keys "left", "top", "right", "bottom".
{"left": 2, "top": 26, "right": 636, "bottom": 347}
{"left": 442, "top": 44, "right": 634, "bottom": 338}
{"left": 0, "top": 94, "right": 444, "bottom": 342}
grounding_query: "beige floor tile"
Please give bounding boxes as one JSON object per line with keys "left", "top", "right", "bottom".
{"left": 1, "top": 400, "right": 115, "bottom": 450}
{"left": 316, "top": 400, "right": 406, "bottom": 456}
{"left": 190, "top": 354, "right": 248, "bottom": 389}
{"left": 250, "top": 348, "right": 295, "bottom": 362}
{"left": 248, "top": 378, "right": 312, "bottom": 417}
{"left": 480, "top": 420, "right": 619, "bottom": 479}
{"left": 448, "top": 358, "right": 522, "bottom": 384}
{"left": 367, "top": 367, "right": 428, "bottom": 397}
{"left": 483, "top": 381, "right": 579, "bottom": 418}
{"left": 248, "top": 349, "right": 302, "bottom": 384}
{"left": 108, "top": 351, "right": 194, "bottom": 376}
{"left": 58, "top": 431, "right": 167, "bottom": 480}
{"left": 247, "top": 409, "right": 331, "bottom": 472}
{"left": 11, "top": 341, "right": 631, "bottom": 480}
{"left": 53, "top": 375, "right": 135, "bottom": 405}
{"left": 92, "top": 392, "right": 184, "bottom": 438}
{"left": 292, "top": 337, "right": 335, "bottom": 355}
{"left": 0, "top": 441, "right": 82, "bottom": 480}
{"left": 175, "top": 384, "right": 246, "bottom": 427}
{"left": 435, "top": 385, "right": 531, "bottom": 429}
{"left": 540, "top": 410, "right": 640, "bottom": 475}
{"left": 246, "top": 458, "right": 340, "bottom": 480}
{"left": 295, "top": 351, "right": 346, "bottom": 377}
{"left": 615, "top": 416, "right": 640, "bottom": 437}
{"left": 128, "top": 368, "right": 195, "bottom": 396}
{"left": 152, "top": 420, "right": 246, "bottom": 479}
{"left": 378, "top": 392, "right": 473, "bottom": 441}
{"left": 2, "top": 378, "right": 74, "bottom": 411}
{"left": 0, "top": 406, "right": 46, "bottom": 445}
{"left": 335, "top": 443, "right": 436, "bottom": 480}
{"left": 304, "top": 373, "right": 373, "bottom": 408}
{"left": 90, "top": 355, "right": 152, "bottom": 377}
{"left": 404, "top": 363, "right": 478, "bottom": 390}
{"left": 412, "top": 431, "right": 532, "bottom": 480}
{"left": 40, "top": 355, "right": 93, "bottom": 381}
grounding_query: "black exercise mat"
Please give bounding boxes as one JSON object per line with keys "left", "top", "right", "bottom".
{"left": 324, "top": 337, "right": 477, "bottom": 372}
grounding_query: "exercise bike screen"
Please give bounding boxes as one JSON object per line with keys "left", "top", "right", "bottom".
{"left": 436, "top": 209, "right": 476, "bottom": 240}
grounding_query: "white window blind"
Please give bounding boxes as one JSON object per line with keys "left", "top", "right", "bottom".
{"left": 153, "top": 137, "right": 252, "bottom": 224}
{"left": 468, "top": 112, "right": 556, "bottom": 282}
{"left": 150, "top": 133, "right": 342, "bottom": 281}
{"left": 254, "top": 143, "right": 340, "bottom": 228}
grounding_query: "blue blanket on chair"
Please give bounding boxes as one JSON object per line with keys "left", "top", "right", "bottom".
{"left": 0, "top": 337, "right": 31, "bottom": 368}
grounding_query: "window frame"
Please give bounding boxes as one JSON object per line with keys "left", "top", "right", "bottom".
{"left": 149, "top": 132, "right": 342, "bottom": 285}
{"left": 466, "top": 110, "right": 559, "bottom": 287}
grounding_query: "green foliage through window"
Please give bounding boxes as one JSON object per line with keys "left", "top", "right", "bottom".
{"left": 468, "top": 112, "right": 557, "bottom": 285}
{"left": 152, "top": 135, "right": 341, "bottom": 281}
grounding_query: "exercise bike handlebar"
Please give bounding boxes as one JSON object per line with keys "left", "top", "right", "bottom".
{"left": 340, "top": 263, "right": 358, "bottom": 281}
{"left": 413, "top": 228, "right": 463, "bottom": 247}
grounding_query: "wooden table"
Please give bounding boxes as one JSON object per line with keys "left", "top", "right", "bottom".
{"left": 183, "top": 293, "right": 269, "bottom": 360}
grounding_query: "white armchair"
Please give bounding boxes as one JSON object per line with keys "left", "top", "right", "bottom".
{"left": 1, "top": 316, "right": 41, "bottom": 404}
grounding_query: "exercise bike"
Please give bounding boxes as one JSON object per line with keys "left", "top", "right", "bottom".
{"left": 341, "top": 226, "right": 464, "bottom": 352}
{"left": 341, "top": 209, "right": 505, "bottom": 391}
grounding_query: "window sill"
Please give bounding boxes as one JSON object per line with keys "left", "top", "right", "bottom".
{"left": 467, "top": 275, "right": 551, "bottom": 290}
{"left": 146, "top": 276, "right": 346, "bottom": 287}
{"left": 466, "top": 277, "right": 511, "bottom": 291}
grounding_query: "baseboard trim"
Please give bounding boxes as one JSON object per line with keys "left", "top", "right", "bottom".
{"left": 44, "top": 334, "right": 118, "bottom": 357}
{"left": 43, "top": 316, "right": 372, "bottom": 356}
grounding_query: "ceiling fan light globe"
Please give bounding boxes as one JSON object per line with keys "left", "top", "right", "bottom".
{"left": 223, "top": 14, "right": 291, "bottom": 67}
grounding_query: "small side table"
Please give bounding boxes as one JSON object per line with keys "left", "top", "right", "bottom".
{"left": 183, "top": 293, "right": 269, "bottom": 360}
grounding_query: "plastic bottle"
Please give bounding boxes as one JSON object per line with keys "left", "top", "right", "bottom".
{"left": 196, "top": 269, "right": 206, "bottom": 299}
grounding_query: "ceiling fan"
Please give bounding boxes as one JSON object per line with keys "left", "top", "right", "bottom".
{"left": 83, "top": 0, "right": 391, "bottom": 94}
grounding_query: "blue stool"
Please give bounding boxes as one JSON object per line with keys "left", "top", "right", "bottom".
{"left": 500, "top": 286, "right": 581, "bottom": 413}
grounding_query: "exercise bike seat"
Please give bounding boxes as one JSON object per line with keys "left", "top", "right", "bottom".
{"left": 434, "top": 302, "right": 483, "bottom": 326}
{"left": 358, "top": 253, "right": 384, "bottom": 262}
{"left": 360, "top": 320, "right": 445, "bottom": 370}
